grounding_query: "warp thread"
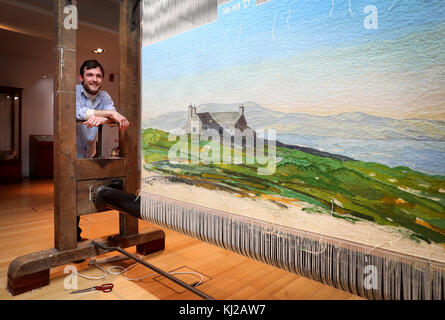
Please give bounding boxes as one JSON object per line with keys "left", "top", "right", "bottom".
{"left": 140, "top": 191, "right": 445, "bottom": 300}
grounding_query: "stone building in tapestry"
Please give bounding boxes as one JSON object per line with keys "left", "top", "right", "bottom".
{"left": 185, "top": 104, "right": 249, "bottom": 136}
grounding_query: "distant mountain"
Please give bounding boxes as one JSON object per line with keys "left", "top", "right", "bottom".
{"left": 143, "top": 102, "right": 445, "bottom": 141}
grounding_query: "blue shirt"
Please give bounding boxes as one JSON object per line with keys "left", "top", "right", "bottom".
{"left": 76, "top": 84, "right": 116, "bottom": 158}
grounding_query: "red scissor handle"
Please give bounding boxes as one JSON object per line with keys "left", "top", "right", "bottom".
{"left": 96, "top": 283, "right": 113, "bottom": 293}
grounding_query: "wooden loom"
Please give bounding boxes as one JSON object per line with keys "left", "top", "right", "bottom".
{"left": 7, "top": 0, "right": 165, "bottom": 296}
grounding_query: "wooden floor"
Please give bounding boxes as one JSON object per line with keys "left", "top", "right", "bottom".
{"left": 0, "top": 179, "right": 363, "bottom": 300}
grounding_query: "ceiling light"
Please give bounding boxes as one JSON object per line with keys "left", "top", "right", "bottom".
{"left": 93, "top": 48, "right": 106, "bottom": 54}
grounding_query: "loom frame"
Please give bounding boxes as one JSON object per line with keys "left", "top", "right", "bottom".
{"left": 6, "top": 0, "right": 165, "bottom": 296}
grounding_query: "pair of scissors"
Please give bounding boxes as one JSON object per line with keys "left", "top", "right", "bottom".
{"left": 70, "top": 283, "right": 113, "bottom": 294}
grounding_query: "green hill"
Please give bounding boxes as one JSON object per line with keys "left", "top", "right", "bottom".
{"left": 142, "top": 128, "right": 445, "bottom": 244}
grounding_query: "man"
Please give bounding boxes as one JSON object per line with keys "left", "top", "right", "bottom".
{"left": 76, "top": 59, "right": 129, "bottom": 158}
{"left": 76, "top": 59, "right": 129, "bottom": 242}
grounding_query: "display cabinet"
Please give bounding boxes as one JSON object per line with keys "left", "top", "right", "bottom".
{"left": 0, "top": 86, "right": 22, "bottom": 184}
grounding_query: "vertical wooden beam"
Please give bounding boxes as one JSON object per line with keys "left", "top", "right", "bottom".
{"left": 119, "top": 0, "right": 141, "bottom": 235}
{"left": 53, "top": 0, "right": 77, "bottom": 251}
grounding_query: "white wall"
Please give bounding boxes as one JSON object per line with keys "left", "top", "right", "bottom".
{"left": 0, "top": 53, "right": 53, "bottom": 177}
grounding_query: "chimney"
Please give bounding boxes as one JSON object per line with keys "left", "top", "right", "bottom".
{"left": 239, "top": 104, "right": 244, "bottom": 116}
{"left": 188, "top": 103, "right": 195, "bottom": 118}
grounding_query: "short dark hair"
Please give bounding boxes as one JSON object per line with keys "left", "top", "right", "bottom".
{"left": 80, "top": 59, "right": 105, "bottom": 77}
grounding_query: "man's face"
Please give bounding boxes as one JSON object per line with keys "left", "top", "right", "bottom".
{"left": 80, "top": 66, "right": 103, "bottom": 95}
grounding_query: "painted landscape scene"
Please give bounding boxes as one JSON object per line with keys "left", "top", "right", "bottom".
{"left": 141, "top": 0, "right": 445, "bottom": 255}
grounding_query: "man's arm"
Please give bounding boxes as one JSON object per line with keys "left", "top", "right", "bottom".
{"left": 80, "top": 91, "right": 129, "bottom": 131}
{"left": 91, "top": 110, "right": 115, "bottom": 118}
{"left": 83, "top": 115, "right": 109, "bottom": 128}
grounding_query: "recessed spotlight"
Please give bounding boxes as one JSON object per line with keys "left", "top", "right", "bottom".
{"left": 93, "top": 48, "right": 106, "bottom": 54}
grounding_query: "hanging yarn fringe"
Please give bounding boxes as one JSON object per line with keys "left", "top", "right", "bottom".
{"left": 141, "top": 191, "right": 445, "bottom": 300}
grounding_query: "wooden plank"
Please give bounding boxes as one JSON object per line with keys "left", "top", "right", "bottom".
{"left": 7, "top": 227, "right": 165, "bottom": 281}
{"left": 119, "top": 0, "right": 141, "bottom": 236}
{"left": 53, "top": 0, "right": 78, "bottom": 251}
{"left": 75, "top": 158, "right": 127, "bottom": 180}
{"left": 7, "top": 269, "right": 49, "bottom": 296}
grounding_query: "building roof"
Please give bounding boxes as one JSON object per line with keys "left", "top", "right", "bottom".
{"left": 197, "top": 112, "right": 241, "bottom": 129}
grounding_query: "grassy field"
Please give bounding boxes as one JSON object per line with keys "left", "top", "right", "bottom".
{"left": 142, "top": 128, "right": 445, "bottom": 244}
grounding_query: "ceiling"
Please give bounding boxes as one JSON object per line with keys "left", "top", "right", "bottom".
{"left": 0, "top": 0, "right": 120, "bottom": 69}
{"left": 0, "top": 0, "right": 120, "bottom": 35}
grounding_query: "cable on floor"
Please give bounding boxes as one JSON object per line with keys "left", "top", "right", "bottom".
{"left": 73, "top": 256, "right": 204, "bottom": 287}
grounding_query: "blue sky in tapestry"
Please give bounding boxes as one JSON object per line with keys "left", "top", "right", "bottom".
{"left": 141, "top": 0, "right": 445, "bottom": 175}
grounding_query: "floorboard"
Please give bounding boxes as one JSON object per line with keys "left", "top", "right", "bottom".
{"left": 0, "top": 179, "right": 363, "bottom": 300}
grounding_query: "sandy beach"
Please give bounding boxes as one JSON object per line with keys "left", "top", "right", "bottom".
{"left": 141, "top": 170, "right": 445, "bottom": 264}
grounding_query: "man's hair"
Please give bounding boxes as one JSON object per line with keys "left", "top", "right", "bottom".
{"left": 79, "top": 59, "right": 105, "bottom": 77}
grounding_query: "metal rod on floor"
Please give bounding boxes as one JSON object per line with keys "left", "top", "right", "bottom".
{"left": 91, "top": 241, "right": 215, "bottom": 300}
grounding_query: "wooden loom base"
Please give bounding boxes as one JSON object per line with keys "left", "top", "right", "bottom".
{"left": 7, "top": 226, "right": 165, "bottom": 296}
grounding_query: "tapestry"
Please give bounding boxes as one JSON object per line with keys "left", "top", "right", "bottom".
{"left": 140, "top": 0, "right": 445, "bottom": 285}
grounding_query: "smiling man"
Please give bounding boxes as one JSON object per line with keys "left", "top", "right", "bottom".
{"left": 76, "top": 59, "right": 129, "bottom": 159}
{"left": 75, "top": 59, "right": 129, "bottom": 243}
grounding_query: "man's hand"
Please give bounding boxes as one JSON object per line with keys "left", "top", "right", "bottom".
{"left": 111, "top": 111, "right": 130, "bottom": 132}
{"left": 83, "top": 115, "right": 109, "bottom": 128}
{"left": 86, "top": 110, "right": 130, "bottom": 131}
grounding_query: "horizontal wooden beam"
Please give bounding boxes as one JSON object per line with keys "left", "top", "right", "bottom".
{"left": 76, "top": 158, "right": 127, "bottom": 180}
{"left": 7, "top": 227, "right": 165, "bottom": 295}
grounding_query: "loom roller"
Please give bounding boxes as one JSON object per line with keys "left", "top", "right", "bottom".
{"left": 94, "top": 184, "right": 445, "bottom": 300}
{"left": 91, "top": 184, "right": 214, "bottom": 300}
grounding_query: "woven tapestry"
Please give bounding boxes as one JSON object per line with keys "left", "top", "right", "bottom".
{"left": 141, "top": 0, "right": 445, "bottom": 299}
